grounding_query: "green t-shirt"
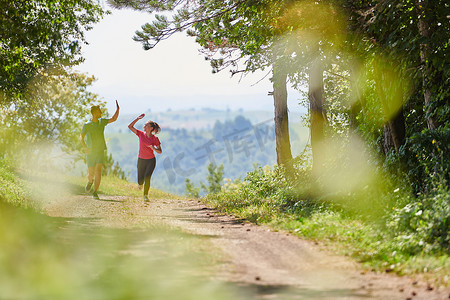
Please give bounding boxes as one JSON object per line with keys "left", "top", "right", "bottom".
{"left": 81, "top": 118, "right": 109, "bottom": 152}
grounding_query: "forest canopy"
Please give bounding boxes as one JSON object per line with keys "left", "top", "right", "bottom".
{"left": 0, "top": 0, "right": 105, "bottom": 101}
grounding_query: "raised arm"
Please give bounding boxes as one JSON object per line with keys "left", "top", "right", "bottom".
{"left": 128, "top": 113, "right": 145, "bottom": 134}
{"left": 108, "top": 100, "right": 120, "bottom": 124}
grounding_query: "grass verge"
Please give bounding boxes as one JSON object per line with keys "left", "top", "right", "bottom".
{"left": 203, "top": 165, "right": 449, "bottom": 287}
{"left": 0, "top": 160, "right": 240, "bottom": 299}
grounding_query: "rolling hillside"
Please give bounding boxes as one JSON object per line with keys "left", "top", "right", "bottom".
{"left": 104, "top": 109, "right": 308, "bottom": 195}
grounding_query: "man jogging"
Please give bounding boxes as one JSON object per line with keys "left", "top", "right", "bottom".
{"left": 80, "top": 100, "right": 120, "bottom": 199}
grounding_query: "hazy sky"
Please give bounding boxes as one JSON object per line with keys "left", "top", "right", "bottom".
{"left": 76, "top": 6, "right": 305, "bottom": 115}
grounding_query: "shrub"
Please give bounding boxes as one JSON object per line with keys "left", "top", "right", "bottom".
{"left": 397, "top": 126, "right": 450, "bottom": 194}
{"left": 388, "top": 187, "right": 450, "bottom": 254}
{"left": 0, "top": 159, "right": 31, "bottom": 208}
{"left": 185, "top": 178, "right": 200, "bottom": 198}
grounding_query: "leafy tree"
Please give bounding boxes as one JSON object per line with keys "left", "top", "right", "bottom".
{"left": 109, "top": 0, "right": 295, "bottom": 168}
{"left": 0, "top": 72, "right": 105, "bottom": 160}
{"left": 107, "top": 0, "right": 359, "bottom": 173}
{"left": 185, "top": 178, "right": 200, "bottom": 198}
{"left": 357, "top": 0, "right": 449, "bottom": 131}
{"left": 182, "top": 163, "right": 224, "bottom": 196}
{"left": 344, "top": 0, "right": 450, "bottom": 190}
{"left": 0, "top": 0, "right": 106, "bottom": 101}
{"left": 201, "top": 163, "right": 224, "bottom": 195}
{"left": 103, "top": 152, "right": 127, "bottom": 180}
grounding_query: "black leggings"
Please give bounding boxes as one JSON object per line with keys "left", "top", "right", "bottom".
{"left": 137, "top": 157, "right": 156, "bottom": 196}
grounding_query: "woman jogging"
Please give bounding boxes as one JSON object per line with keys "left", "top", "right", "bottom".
{"left": 128, "top": 113, "right": 162, "bottom": 201}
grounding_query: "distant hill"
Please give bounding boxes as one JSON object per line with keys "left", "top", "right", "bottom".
{"left": 105, "top": 108, "right": 275, "bottom": 133}
{"left": 104, "top": 109, "right": 308, "bottom": 195}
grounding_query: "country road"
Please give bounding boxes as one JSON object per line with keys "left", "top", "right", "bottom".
{"left": 41, "top": 191, "right": 449, "bottom": 300}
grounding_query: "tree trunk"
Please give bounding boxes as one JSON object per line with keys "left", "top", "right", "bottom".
{"left": 417, "top": 0, "right": 437, "bottom": 130}
{"left": 373, "top": 63, "right": 406, "bottom": 154}
{"left": 272, "top": 64, "right": 293, "bottom": 167}
{"left": 349, "top": 100, "right": 362, "bottom": 133}
{"left": 383, "top": 124, "right": 395, "bottom": 155}
{"left": 383, "top": 109, "right": 406, "bottom": 154}
{"left": 309, "top": 59, "right": 326, "bottom": 173}
{"left": 390, "top": 108, "right": 406, "bottom": 151}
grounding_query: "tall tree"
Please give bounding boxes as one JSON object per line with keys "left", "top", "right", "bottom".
{"left": 372, "top": 60, "right": 406, "bottom": 153}
{"left": 272, "top": 59, "right": 293, "bottom": 166}
{"left": 0, "top": 0, "right": 105, "bottom": 101}
{"left": 348, "top": 58, "right": 365, "bottom": 133}
{"left": 358, "top": 0, "right": 449, "bottom": 135}
{"left": 417, "top": 0, "right": 436, "bottom": 130}
{"left": 308, "top": 57, "right": 327, "bottom": 172}
{"left": 109, "top": 0, "right": 296, "bottom": 168}
{"left": 0, "top": 72, "right": 105, "bottom": 159}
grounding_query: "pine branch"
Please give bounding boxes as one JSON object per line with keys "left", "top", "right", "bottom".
{"left": 132, "top": 0, "right": 248, "bottom": 50}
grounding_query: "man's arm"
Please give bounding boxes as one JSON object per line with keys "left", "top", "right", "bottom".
{"left": 108, "top": 100, "right": 120, "bottom": 124}
{"left": 80, "top": 132, "right": 90, "bottom": 154}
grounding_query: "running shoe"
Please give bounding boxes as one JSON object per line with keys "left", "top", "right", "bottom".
{"left": 138, "top": 184, "right": 143, "bottom": 190}
{"left": 92, "top": 191, "right": 99, "bottom": 200}
{"left": 85, "top": 181, "right": 93, "bottom": 192}
{"left": 143, "top": 195, "right": 149, "bottom": 202}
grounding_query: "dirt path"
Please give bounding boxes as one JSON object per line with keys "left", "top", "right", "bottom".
{"left": 42, "top": 192, "right": 449, "bottom": 300}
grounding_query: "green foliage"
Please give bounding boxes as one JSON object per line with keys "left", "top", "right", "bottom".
{"left": 207, "top": 161, "right": 320, "bottom": 223}
{"left": 102, "top": 152, "right": 127, "bottom": 180}
{"left": 0, "top": 0, "right": 106, "bottom": 100}
{"left": 0, "top": 72, "right": 105, "bottom": 162}
{"left": 396, "top": 126, "right": 450, "bottom": 193}
{"left": 109, "top": 0, "right": 285, "bottom": 73}
{"left": 243, "top": 164, "right": 296, "bottom": 202}
{"left": 205, "top": 161, "right": 449, "bottom": 277}
{"left": 355, "top": 0, "right": 450, "bottom": 149}
{"left": 322, "top": 64, "right": 352, "bottom": 137}
{"left": 388, "top": 189, "right": 450, "bottom": 255}
{"left": 0, "top": 159, "right": 32, "bottom": 209}
{"left": 0, "top": 0, "right": 110, "bottom": 176}
{"left": 0, "top": 170, "right": 239, "bottom": 300}
{"left": 185, "top": 178, "right": 200, "bottom": 198}
{"left": 200, "top": 163, "right": 224, "bottom": 195}
{"left": 0, "top": 71, "right": 129, "bottom": 184}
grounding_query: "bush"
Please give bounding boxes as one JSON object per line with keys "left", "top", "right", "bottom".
{"left": 388, "top": 187, "right": 450, "bottom": 254}
{"left": 202, "top": 156, "right": 450, "bottom": 282}
{"left": 0, "top": 159, "right": 31, "bottom": 208}
{"left": 102, "top": 152, "right": 127, "bottom": 180}
{"left": 185, "top": 178, "right": 200, "bottom": 198}
{"left": 201, "top": 163, "right": 224, "bottom": 194}
{"left": 397, "top": 126, "right": 450, "bottom": 194}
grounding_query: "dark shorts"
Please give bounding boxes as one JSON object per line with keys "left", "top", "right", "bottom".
{"left": 86, "top": 150, "right": 105, "bottom": 168}
{"left": 137, "top": 157, "right": 156, "bottom": 184}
